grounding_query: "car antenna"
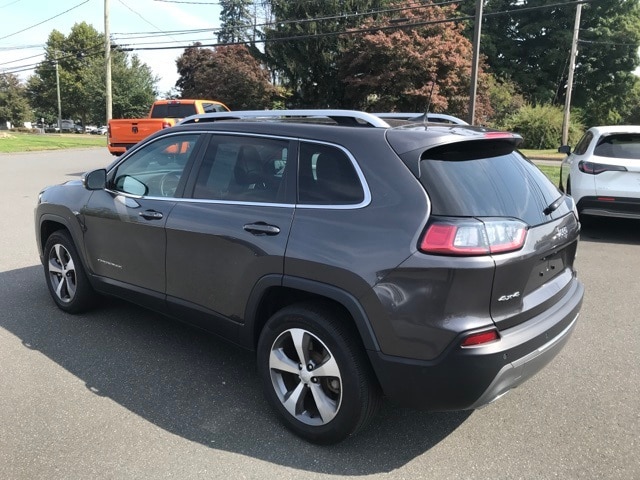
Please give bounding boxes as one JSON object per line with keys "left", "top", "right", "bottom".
{"left": 422, "top": 78, "right": 436, "bottom": 129}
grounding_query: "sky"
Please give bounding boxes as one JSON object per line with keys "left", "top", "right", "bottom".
{"left": 0, "top": 0, "right": 223, "bottom": 95}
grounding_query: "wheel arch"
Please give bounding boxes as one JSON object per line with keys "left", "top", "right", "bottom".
{"left": 241, "top": 275, "right": 380, "bottom": 353}
{"left": 38, "top": 214, "right": 74, "bottom": 256}
{"left": 37, "top": 213, "right": 90, "bottom": 275}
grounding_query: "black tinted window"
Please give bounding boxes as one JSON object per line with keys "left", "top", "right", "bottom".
{"left": 191, "top": 135, "right": 289, "bottom": 203}
{"left": 420, "top": 150, "right": 563, "bottom": 225}
{"left": 298, "top": 142, "right": 364, "bottom": 205}
{"left": 594, "top": 134, "right": 640, "bottom": 159}
{"left": 202, "top": 102, "right": 227, "bottom": 113}
{"left": 573, "top": 131, "right": 593, "bottom": 155}
{"left": 150, "top": 103, "right": 198, "bottom": 118}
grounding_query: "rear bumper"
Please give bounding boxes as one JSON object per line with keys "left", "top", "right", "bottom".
{"left": 577, "top": 196, "right": 640, "bottom": 219}
{"left": 107, "top": 143, "right": 134, "bottom": 156}
{"left": 368, "top": 278, "right": 583, "bottom": 410}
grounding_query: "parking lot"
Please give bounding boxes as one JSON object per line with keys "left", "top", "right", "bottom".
{"left": 1, "top": 148, "right": 638, "bottom": 479}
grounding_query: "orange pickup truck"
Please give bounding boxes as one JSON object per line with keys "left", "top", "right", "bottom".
{"left": 107, "top": 99, "right": 229, "bottom": 156}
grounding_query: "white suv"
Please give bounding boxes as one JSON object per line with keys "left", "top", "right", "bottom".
{"left": 559, "top": 125, "right": 640, "bottom": 220}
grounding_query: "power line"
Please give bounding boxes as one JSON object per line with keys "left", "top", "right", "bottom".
{"left": 117, "top": 0, "right": 181, "bottom": 42}
{"left": 114, "top": 0, "right": 596, "bottom": 52}
{"left": 0, "top": 51, "right": 44, "bottom": 66}
{"left": 579, "top": 39, "right": 639, "bottom": 47}
{"left": 0, "top": 0, "right": 23, "bottom": 9}
{"left": 0, "top": 0, "right": 91, "bottom": 41}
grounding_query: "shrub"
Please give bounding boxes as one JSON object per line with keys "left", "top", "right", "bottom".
{"left": 500, "top": 104, "right": 583, "bottom": 149}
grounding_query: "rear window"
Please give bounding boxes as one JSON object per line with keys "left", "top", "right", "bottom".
{"left": 419, "top": 147, "right": 565, "bottom": 225}
{"left": 150, "top": 103, "right": 197, "bottom": 119}
{"left": 594, "top": 134, "right": 640, "bottom": 159}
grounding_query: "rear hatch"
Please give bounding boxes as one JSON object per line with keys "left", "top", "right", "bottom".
{"left": 109, "top": 119, "right": 173, "bottom": 145}
{"left": 591, "top": 132, "right": 640, "bottom": 198}
{"left": 391, "top": 131, "right": 580, "bottom": 331}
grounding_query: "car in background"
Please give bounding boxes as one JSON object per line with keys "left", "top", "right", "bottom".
{"left": 36, "top": 110, "right": 583, "bottom": 444}
{"left": 559, "top": 125, "right": 640, "bottom": 221}
{"left": 91, "top": 126, "right": 107, "bottom": 135}
{"left": 373, "top": 112, "right": 469, "bottom": 125}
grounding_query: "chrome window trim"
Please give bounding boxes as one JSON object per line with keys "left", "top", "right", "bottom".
{"left": 108, "top": 130, "right": 372, "bottom": 210}
{"left": 295, "top": 139, "right": 372, "bottom": 210}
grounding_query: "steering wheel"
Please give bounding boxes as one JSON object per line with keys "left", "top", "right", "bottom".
{"left": 160, "top": 172, "right": 181, "bottom": 197}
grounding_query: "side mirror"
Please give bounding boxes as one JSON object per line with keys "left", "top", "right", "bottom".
{"left": 558, "top": 145, "right": 571, "bottom": 155}
{"left": 114, "top": 175, "right": 148, "bottom": 196}
{"left": 83, "top": 169, "right": 106, "bottom": 190}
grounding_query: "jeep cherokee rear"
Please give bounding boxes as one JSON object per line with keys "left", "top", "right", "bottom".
{"left": 35, "top": 110, "right": 583, "bottom": 444}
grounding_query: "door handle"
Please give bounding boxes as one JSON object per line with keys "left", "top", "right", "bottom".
{"left": 244, "top": 222, "right": 280, "bottom": 236}
{"left": 139, "top": 210, "right": 163, "bottom": 220}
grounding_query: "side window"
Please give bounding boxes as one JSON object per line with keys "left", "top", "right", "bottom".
{"left": 202, "top": 102, "right": 227, "bottom": 113}
{"left": 573, "top": 132, "right": 593, "bottom": 155}
{"left": 191, "top": 135, "right": 289, "bottom": 203}
{"left": 298, "top": 142, "right": 364, "bottom": 205}
{"left": 111, "top": 134, "right": 199, "bottom": 198}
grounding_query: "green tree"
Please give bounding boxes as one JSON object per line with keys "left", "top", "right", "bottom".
{"left": 485, "top": 76, "right": 526, "bottom": 128}
{"left": 263, "top": 0, "right": 391, "bottom": 107}
{"left": 0, "top": 73, "right": 31, "bottom": 127}
{"left": 218, "top": 0, "right": 255, "bottom": 43}
{"left": 470, "top": 0, "right": 640, "bottom": 126}
{"left": 27, "top": 23, "right": 157, "bottom": 125}
{"left": 340, "top": 2, "right": 493, "bottom": 122}
{"left": 501, "top": 103, "right": 584, "bottom": 149}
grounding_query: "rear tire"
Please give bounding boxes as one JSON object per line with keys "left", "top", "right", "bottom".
{"left": 257, "top": 303, "right": 381, "bottom": 444}
{"left": 43, "top": 230, "right": 97, "bottom": 314}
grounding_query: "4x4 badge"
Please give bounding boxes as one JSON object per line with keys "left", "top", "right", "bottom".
{"left": 498, "top": 291, "right": 521, "bottom": 302}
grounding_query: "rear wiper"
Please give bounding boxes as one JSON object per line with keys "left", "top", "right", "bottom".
{"left": 543, "top": 195, "right": 564, "bottom": 215}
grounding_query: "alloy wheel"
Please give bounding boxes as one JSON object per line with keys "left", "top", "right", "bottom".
{"left": 48, "top": 243, "right": 77, "bottom": 303}
{"left": 268, "top": 327, "right": 342, "bottom": 426}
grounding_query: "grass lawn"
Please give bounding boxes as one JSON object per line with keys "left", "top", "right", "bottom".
{"left": 0, "top": 132, "right": 106, "bottom": 153}
{"left": 521, "top": 149, "right": 564, "bottom": 161}
{"left": 536, "top": 164, "right": 561, "bottom": 187}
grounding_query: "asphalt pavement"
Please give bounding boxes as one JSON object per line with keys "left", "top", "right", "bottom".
{"left": 0, "top": 148, "right": 638, "bottom": 479}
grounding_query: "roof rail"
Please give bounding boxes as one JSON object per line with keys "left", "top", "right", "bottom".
{"left": 176, "top": 109, "right": 391, "bottom": 128}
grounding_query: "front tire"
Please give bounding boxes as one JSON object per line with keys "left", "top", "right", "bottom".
{"left": 257, "top": 303, "right": 381, "bottom": 444}
{"left": 43, "top": 230, "right": 96, "bottom": 314}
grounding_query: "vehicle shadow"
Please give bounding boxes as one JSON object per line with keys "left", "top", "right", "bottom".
{"left": 579, "top": 217, "right": 640, "bottom": 246}
{"left": 0, "top": 265, "right": 470, "bottom": 475}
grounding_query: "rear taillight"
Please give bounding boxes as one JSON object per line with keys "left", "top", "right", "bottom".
{"left": 460, "top": 329, "right": 500, "bottom": 348}
{"left": 419, "top": 219, "right": 527, "bottom": 256}
{"left": 578, "top": 160, "right": 628, "bottom": 175}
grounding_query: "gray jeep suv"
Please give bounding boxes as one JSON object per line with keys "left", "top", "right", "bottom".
{"left": 35, "top": 110, "right": 584, "bottom": 444}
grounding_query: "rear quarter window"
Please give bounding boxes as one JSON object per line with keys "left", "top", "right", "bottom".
{"left": 298, "top": 142, "right": 364, "bottom": 205}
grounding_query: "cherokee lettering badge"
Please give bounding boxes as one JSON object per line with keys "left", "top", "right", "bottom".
{"left": 498, "top": 291, "right": 521, "bottom": 302}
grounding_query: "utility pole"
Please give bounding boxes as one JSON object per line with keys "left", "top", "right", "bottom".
{"left": 562, "top": 3, "right": 583, "bottom": 146}
{"left": 105, "top": 0, "right": 113, "bottom": 123}
{"left": 468, "top": 0, "right": 483, "bottom": 126}
{"left": 54, "top": 56, "right": 62, "bottom": 132}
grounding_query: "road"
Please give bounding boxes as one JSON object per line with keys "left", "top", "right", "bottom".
{"left": 1, "top": 148, "right": 638, "bottom": 479}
